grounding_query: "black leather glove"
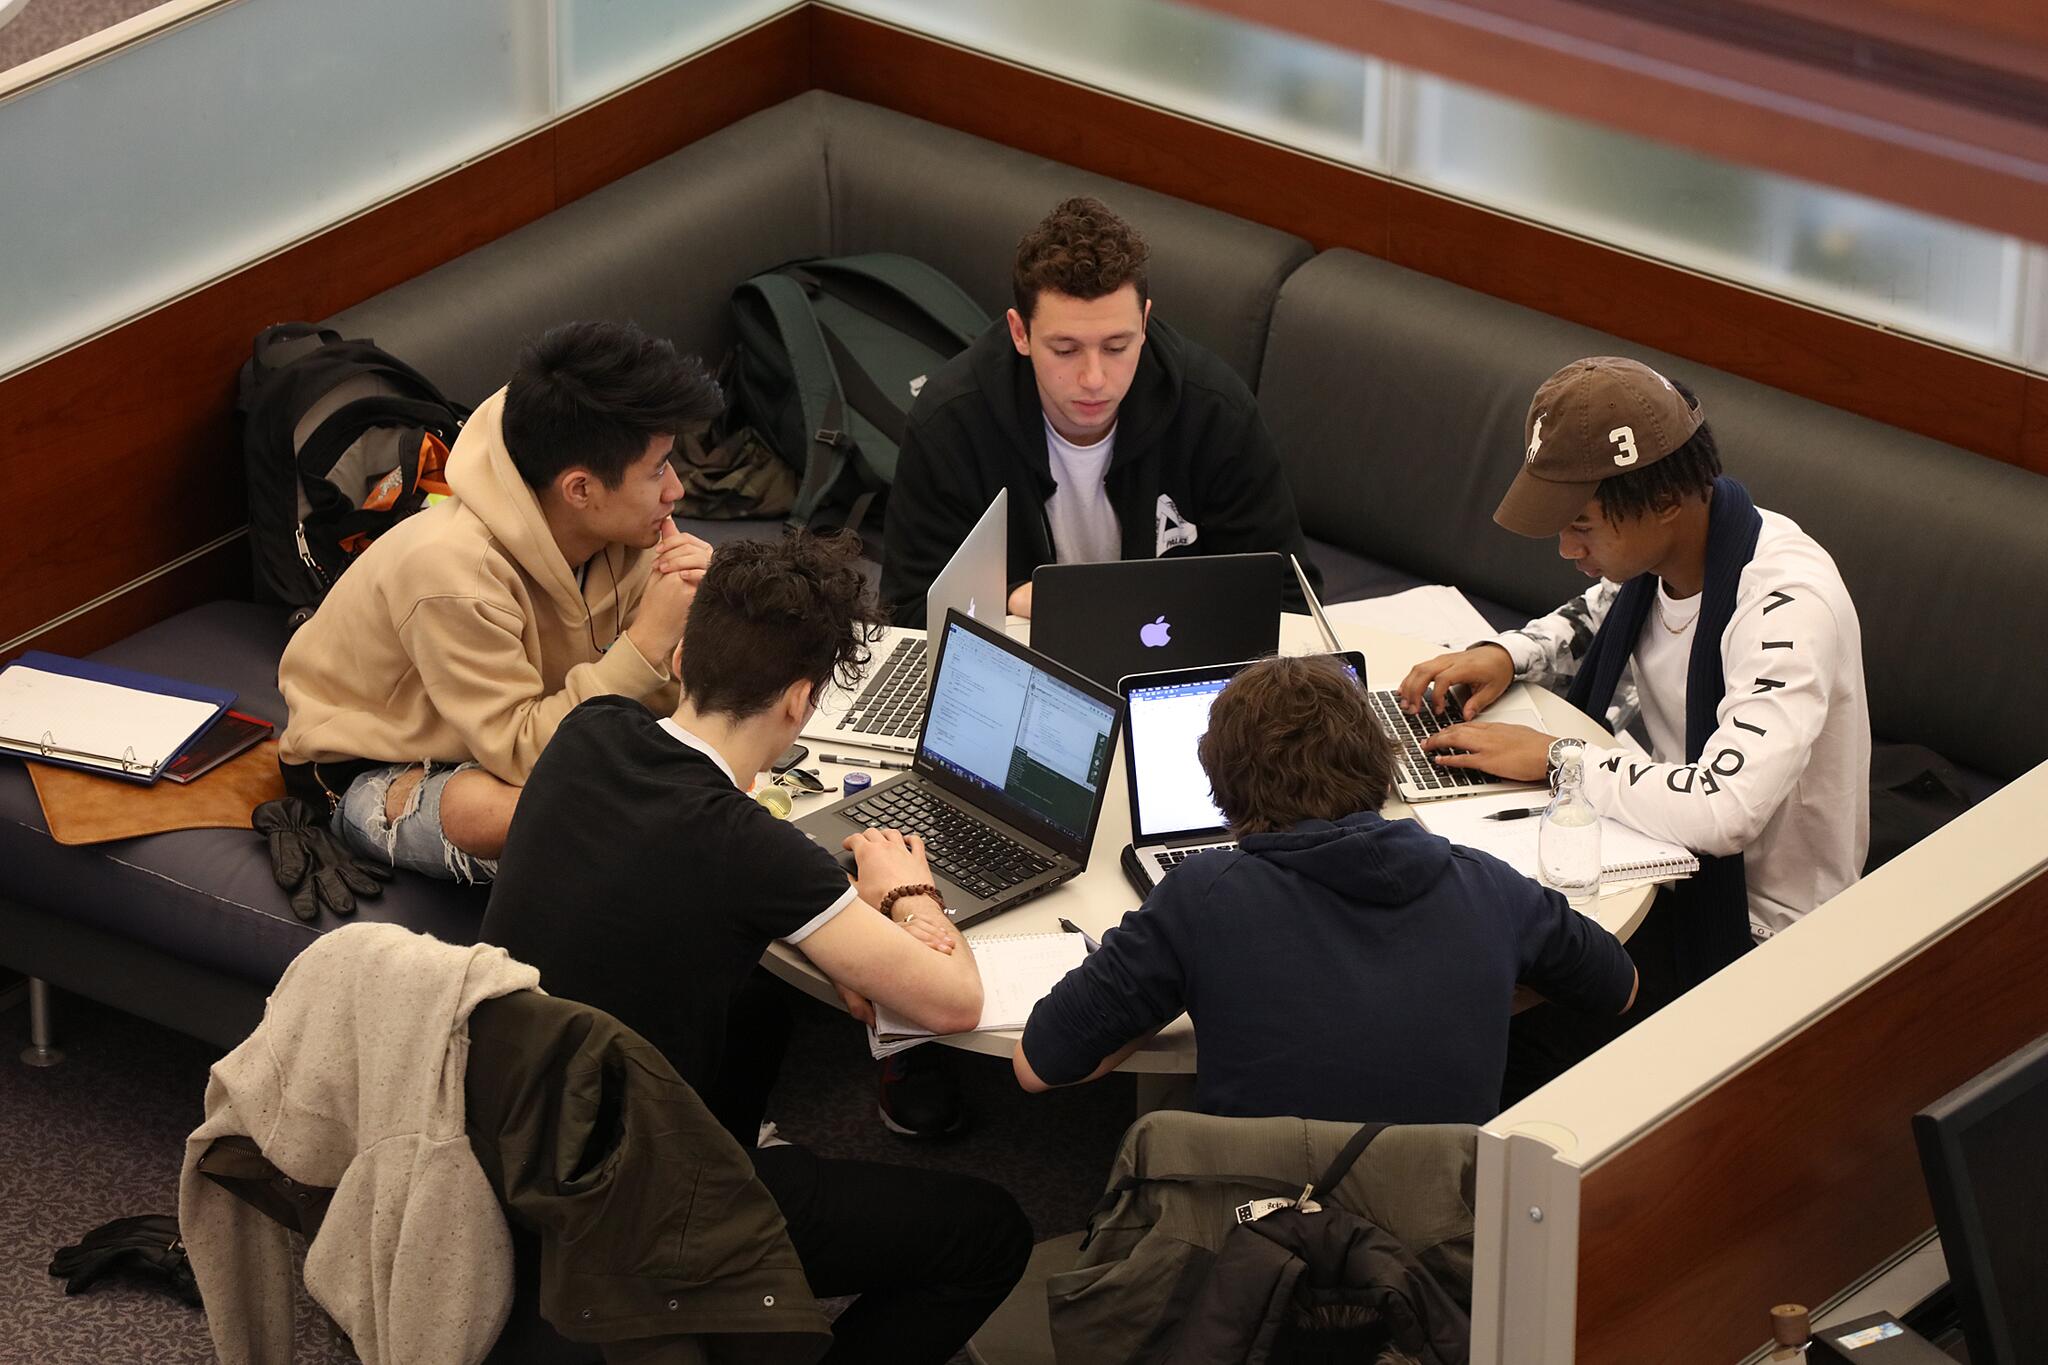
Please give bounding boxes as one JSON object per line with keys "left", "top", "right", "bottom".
{"left": 253, "top": 797, "right": 392, "bottom": 922}
{"left": 48, "top": 1214, "right": 201, "bottom": 1308}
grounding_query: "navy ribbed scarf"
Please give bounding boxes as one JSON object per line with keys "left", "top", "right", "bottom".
{"left": 1565, "top": 476, "right": 1761, "bottom": 991}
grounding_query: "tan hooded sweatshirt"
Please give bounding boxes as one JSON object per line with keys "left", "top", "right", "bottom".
{"left": 279, "top": 386, "right": 677, "bottom": 785}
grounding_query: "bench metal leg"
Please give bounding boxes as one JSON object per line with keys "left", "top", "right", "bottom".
{"left": 20, "top": 977, "right": 63, "bottom": 1067}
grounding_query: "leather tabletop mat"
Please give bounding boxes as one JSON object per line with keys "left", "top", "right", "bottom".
{"left": 28, "top": 741, "right": 286, "bottom": 846}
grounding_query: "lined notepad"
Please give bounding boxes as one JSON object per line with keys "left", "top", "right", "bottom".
{"left": 867, "top": 931, "right": 1090, "bottom": 1058}
{"left": 1416, "top": 790, "right": 1699, "bottom": 890}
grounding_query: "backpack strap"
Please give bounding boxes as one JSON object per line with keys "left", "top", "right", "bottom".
{"left": 798, "top": 254, "right": 989, "bottom": 350}
{"left": 1304, "top": 1123, "right": 1392, "bottom": 1205}
{"left": 736, "top": 272, "right": 854, "bottom": 534}
{"left": 296, "top": 395, "right": 464, "bottom": 484}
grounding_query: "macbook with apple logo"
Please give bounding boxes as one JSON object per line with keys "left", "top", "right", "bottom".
{"left": 1029, "top": 552, "right": 1286, "bottom": 689}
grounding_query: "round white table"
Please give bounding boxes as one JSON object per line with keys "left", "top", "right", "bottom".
{"left": 763, "top": 613, "right": 1656, "bottom": 1078}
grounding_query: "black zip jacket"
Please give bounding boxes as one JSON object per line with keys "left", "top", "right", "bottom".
{"left": 880, "top": 316, "right": 1321, "bottom": 625}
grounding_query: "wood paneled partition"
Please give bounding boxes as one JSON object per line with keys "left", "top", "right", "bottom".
{"left": 2, "top": 2, "right": 2041, "bottom": 666}
{"left": 1572, "top": 866, "right": 2048, "bottom": 1364}
{"left": 809, "top": 8, "right": 2046, "bottom": 479}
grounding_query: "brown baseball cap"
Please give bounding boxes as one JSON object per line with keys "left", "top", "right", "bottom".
{"left": 1494, "top": 356, "right": 1703, "bottom": 537}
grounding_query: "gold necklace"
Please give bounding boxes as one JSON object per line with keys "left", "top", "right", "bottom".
{"left": 1655, "top": 590, "right": 1702, "bottom": 636}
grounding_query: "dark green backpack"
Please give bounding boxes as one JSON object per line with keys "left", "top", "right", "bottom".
{"left": 724, "top": 254, "right": 989, "bottom": 535}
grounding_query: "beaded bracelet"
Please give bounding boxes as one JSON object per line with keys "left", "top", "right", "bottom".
{"left": 877, "top": 883, "right": 945, "bottom": 921}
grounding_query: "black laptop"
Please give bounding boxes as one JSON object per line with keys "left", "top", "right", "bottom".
{"left": 1118, "top": 651, "right": 1368, "bottom": 895}
{"left": 795, "top": 608, "right": 1123, "bottom": 931}
{"left": 1030, "top": 552, "right": 1286, "bottom": 689}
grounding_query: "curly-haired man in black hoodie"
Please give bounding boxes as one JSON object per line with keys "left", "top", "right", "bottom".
{"left": 881, "top": 196, "right": 1320, "bottom": 623}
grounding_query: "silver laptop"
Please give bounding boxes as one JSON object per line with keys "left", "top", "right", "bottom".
{"left": 1118, "top": 650, "right": 1366, "bottom": 895}
{"left": 802, "top": 489, "right": 1008, "bottom": 754}
{"left": 797, "top": 609, "right": 1123, "bottom": 930}
{"left": 1290, "top": 555, "right": 1544, "bottom": 804}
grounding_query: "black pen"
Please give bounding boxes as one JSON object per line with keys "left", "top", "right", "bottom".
{"left": 1483, "top": 806, "right": 1549, "bottom": 822}
{"left": 821, "top": 752, "right": 913, "bottom": 771}
{"left": 1057, "top": 918, "right": 1101, "bottom": 952}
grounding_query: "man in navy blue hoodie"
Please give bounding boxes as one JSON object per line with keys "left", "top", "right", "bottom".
{"left": 1013, "top": 655, "right": 1637, "bottom": 1122}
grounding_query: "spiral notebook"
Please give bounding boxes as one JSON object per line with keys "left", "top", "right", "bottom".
{"left": 867, "top": 930, "right": 1091, "bottom": 1058}
{"left": 1415, "top": 790, "right": 1699, "bottom": 891}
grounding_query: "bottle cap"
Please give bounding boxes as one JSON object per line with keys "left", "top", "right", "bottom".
{"left": 752, "top": 784, "right": 793, "bottom": 820}
{"left": 842, "top": 771, "right": 872, "bottom": 798}
{"left": 1770, "top": 1303, "right": 1811, "bottom": 1347}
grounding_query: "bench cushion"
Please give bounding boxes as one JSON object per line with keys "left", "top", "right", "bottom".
{"left": 0, "top": 602, "right": 487, "bottom": 990}
{"left": 1260, "top": 249, "right": 2048, "bottom": 780}
{"left": 327, "top": 92, "right": 1313, "bottom": 407}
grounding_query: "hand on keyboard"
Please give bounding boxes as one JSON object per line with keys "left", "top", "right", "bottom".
{"left": 842, "top": 827, "right": 939, "bottom": 916}
{"left": 1421, "top": 720, "right": 1557, "bottom": 783}
{"left": 1396, "top": 644, "right": 1514, "bottom": 720}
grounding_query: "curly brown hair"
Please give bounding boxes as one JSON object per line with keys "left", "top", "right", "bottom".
{"left": 678, "top": 531, "right": 887, "bottom": 719}
{"left": 1197, "top": 656, "right": 1396, "bottom": 836}
{"left": 1012, "top": 196, "right": 1151, "bottom": 324}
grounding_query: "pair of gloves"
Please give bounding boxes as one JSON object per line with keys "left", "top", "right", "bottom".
{"left": 48, "top": 1214, "right": 201, "bottom": 1308}
{"left": 252, "top": 797, "right": 390, "bottom": 922}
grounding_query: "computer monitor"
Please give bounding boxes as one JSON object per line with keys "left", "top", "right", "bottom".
{"left": 1912, "top": 1029, "right": 2048, "bottom": 1365}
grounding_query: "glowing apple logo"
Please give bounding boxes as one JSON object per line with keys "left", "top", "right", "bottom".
{"left": 1140, "top": 615, "right": 1172, "bottom": 648}
{"left": 966, "top": 597, "right": 978, "bottom": 620}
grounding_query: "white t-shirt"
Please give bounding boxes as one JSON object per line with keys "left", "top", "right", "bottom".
{"left": 1633, "top": 578, "right": 1699, "bottom": 764}
{"left": 1489, "top": 509, "right": 1871, "bottom": 936}
{"left": 1044, "top": 418, "right": 1121, "bottom": 565}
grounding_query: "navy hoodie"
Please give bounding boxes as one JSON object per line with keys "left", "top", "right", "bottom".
{"left": 1021, "top": 811, "right": 1636, "bottom": 1123}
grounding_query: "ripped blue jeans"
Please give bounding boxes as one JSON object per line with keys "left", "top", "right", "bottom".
{"left": 334, "top": 761, "right": 498, "bottom": 885}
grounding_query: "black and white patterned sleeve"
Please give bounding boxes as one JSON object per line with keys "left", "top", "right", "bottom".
{"left": 1483, "top": 580, "right": 1619, "bottom": 694}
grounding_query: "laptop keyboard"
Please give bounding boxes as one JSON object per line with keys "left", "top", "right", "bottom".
{"left": 1154, "top": 841, "right": 1235, "bottom": 870}
{"left": 844, "top": 784, "right": 1055, "bottom": 901}
{"left": 840, "top": 638, "right": 927, "bottom": 739}
{"left": 1368, "top": 689, "right": 1507, "bottom": 793}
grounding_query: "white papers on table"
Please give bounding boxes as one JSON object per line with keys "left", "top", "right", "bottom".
{"left": 1321, "top": 585, "right": 1497, "bottom": 651}
{"left": 867, "top": 930, "right": 1091, "bottom": 1058}
{"left": 1415, "top": 789, "right": 1699, "bottom": 893}
{"left": 0, "top": 665, "right": 221, "bottom": 775}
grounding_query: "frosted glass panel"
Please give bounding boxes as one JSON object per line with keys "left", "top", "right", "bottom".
{"left": 1396, "top": 74, "right": 2024, "bottom": 359}
{"left": 0, "top": 0, "right": 551, "bottom": 377}
{"left": 837, "top": 0, "right": 1379, "bottom": 168}
{"left": 557, "top": 0, "right": 794, "bottom": 111}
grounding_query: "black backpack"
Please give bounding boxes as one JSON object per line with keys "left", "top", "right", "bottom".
{"left": 723, "top": 254, "right": 989, "bottom": 535}
{"left": 1167, "top": 1124, "right": 1472, "bottom": 1365}
{"left": 237, "top": 324, "right": 469, "bottom": 622}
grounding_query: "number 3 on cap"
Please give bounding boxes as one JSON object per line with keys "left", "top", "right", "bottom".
{"left": 1609, "top": 426, "right": 1640, "bottom": 466}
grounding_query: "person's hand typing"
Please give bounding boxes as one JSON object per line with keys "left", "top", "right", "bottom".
{"left": 1422, "top": 720, "right": 1556, "bottom": 782}
{"left": 1396, "top": 643, "right": 1513, "bottom": 719}
{"left": 844, "top": 827, "right": 944, "bottom": 920}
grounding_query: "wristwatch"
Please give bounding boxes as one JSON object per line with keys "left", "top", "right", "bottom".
{"left": 1545, "top": 737, "right": 1585, "bottom": 786}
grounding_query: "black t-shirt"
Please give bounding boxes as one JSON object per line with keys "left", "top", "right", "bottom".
{"left": 481, "top": 696, "right": 855, "bottom": 1097}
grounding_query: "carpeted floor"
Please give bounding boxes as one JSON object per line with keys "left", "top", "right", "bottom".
{"left": 1, "top": 978, "right": 1137, "bottom": 1362}
{"left": 0, "top": 0, "right": 177, "bottom": 73}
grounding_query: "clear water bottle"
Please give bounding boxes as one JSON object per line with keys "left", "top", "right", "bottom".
{"left": 1539, "top": 744, "right": 1601, "bottom": 909}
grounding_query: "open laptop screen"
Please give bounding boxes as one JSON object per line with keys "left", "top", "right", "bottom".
{"left": 919, "top": 618, "right": 1119, "bottom": 845}
{"left": 1127, "top": 675, "right": 1233, "bottom": 840}
{"left": 1124, "top": 653, "right": 1368, "bottom": 843}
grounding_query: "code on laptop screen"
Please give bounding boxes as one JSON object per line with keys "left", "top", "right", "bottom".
{"left": 921, "top": 624, "right": 1116, "bottom": 840}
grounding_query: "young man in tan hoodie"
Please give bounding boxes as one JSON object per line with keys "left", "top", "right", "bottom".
{"left": 278, "top": 320, "right": 721, "bottom": 882}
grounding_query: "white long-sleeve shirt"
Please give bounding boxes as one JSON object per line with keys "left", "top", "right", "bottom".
{"left": 1488, "top": 509, "right": 1871, "bottom": 934}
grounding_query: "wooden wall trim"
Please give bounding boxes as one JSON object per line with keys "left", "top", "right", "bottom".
{"left": 0, "top": 9, "right": 810, "bottom": 664}
{"left": 809, "top": 8, "right": 2042, "bottom": 477}
{"left": 1572, "top": 867, "right": 2048, "bottom": 1365}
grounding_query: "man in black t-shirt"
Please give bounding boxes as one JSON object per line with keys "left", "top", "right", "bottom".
{"left": 484, "top": 532, "right": 1030, "bottom": 1365}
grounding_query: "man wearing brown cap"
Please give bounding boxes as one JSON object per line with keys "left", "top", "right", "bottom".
{"left": 1398, "top": 357, "right": 1868, "bottom": 1031}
